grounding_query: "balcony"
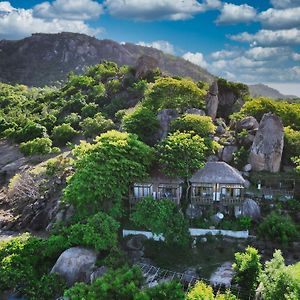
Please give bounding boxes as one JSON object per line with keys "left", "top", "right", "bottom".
{"left": 191, "top": 196, "right": 244, "bottom": 206}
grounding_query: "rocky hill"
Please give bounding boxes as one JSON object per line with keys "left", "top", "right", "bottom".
{"left": 0, "top": 32, "right": 214, "bottom": 87}
{"left": 248, "top": 84, "right": 297, "bottom": 100}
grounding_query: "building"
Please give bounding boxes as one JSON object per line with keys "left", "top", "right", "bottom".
{"left": 190, "top": 162, "right": 246, "bottom": 214}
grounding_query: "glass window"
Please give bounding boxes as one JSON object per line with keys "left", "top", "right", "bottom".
{"left": 134, "top": 184, "right": 152, "bottom": 198}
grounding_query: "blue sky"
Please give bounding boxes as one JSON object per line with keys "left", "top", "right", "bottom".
{"left": 1, "top": 0, "right": 300, "bottom": 96}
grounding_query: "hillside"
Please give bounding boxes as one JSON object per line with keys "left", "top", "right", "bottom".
{"left": 248, "top": 84, "right": 297, "bottom": 100}
{"left": 0, "top": 32, "right": 214, "bottom": 87}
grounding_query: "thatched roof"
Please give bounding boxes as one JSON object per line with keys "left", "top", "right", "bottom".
{"left": 190, "top": 162, "right": 245, "bottom": 185}
{"left": 143, "top": 169, "right": 183, "bottom": 185}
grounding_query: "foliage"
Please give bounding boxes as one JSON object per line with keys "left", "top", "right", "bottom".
{"left": 186, "top": 281, "right": 237, "bottom": 300}
{"left": 122, "top": 106, "right": 159, "bottom": 145}
{"left": 0, "top": 233, "right": 67, "bottom": 298}
{"left": 259, "top": 250, "right": 300, "bottom": 300}
{"left": 144, "top": 77, "right": 206, "bottom": 112}
{"left": 217, "top": 78, "right": 249, "bottom": 98}
{"left": 231, "top": 97, "right": 300, "bottom": 130}
{"left": 80, "top": 113, "right": 114, "bottom": 138}
{"left": 131, "top": 197, "right": 191, "bottom": 247}
{"left": 232, "top": 246, "right": 262, "bottom": 298}
{"left": 58, "top": 212, "right": 120, "bottom": 251}
{"left": 232, "top": 146, "right": 249, "bottom": 170}
{"left": 293, "top": 156, "right": 300, "bottom": 172}
{"left": 64, "top": 130, "right": 153, "bottom": 217}
{"left": 15, "top": 121, "right": 48, "bottom": 143}
{"left": 258, "top": 212, "right": 299, "bottom": 244}
{"left": 19, "top": 137, "right": 53, "bottom": 156}
{"left": 64, "top": 266, "right": 144, "bottom": 300}
{"left": 283, "top": 127, "right": 300, "bottom": 164}
{"left": 157, "top": 131, "right": 207, "bottom": 180}
{"left": 51, "top": 123, "right": 78, "bottom": 145}
{"left": 81, "top": 102, "right": 99, "bottom": 118}
{"left": 45, "top": 155, "right": 73, "bottom": 176}
{"left": 170, "top": 114, "right": 216, "bottom": 137}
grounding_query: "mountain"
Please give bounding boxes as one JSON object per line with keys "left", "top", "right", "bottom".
{"left": 0, "top": 32, "right": 214, "bottom": 87}
{"left": 248, "top": 84, "right": 297, "bottom": 100}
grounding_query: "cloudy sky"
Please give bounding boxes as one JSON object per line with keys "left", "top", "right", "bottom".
{"left": 1, "top": 0, "right": 300, "bottom": 96}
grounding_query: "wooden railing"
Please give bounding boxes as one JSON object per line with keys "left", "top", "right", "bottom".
{"left": 129, "top": 196, "right": 179, "bottom": 205}
{"left": 191, "top": 196, "right": 244, "bottom": 206}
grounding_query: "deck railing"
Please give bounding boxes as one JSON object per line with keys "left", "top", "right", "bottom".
{"left": 191, "top": 196, "right": 244, "bottom": 206}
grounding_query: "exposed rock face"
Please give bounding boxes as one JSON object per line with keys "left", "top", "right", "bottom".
{"left": 249, "top": 113, "right": 284, "bottom": 172}
{"left": 135, "top": 55, "right": 159, "bottom": 79}
{"left": 51, "top": 247, "right": 97, "bottom": 286}
{"left": 205, "top": 81, "right": 218, "bottom": 120}
{"left": 185, "top": 108, "right": 206, "bottom": 116}
{"left": 242, "top": 199, "right": 261, "bottom": 220}
{"left": 157, "top": 109, "right": 178, "bottom": 140}
{"left": 210, "top": 262, "right": 234, "bottom": 287}
{"left": 0, "top": 32, "right": 214, "bottom": 87}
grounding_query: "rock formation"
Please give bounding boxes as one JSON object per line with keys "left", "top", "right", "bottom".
{"left": 156, "top": 109, "right": 179, "bottom": 140}
{"left": 249, "top": 113, "right": 284, "bottom": 172}
{"left": 135, "top": 55, "right": 159, "bottom": 79}
{"left": 205, "top": 81, "right": 219, "bottom": 120}
{"left": 51, "top": 247, "right": 97, "bottom": 286}
{"left": 236, "top": 116, "right": 259, "bottom": 131}
{"left": 185, "top": 108, "right": 206, "bottom": 116}
{"left": 242, "top": 199, "right": 261, "bottom": 220}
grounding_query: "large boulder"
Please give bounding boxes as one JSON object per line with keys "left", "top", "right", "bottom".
{"left": 236, "top": 116, "right": 259, "bottom": 131}
{"left": 135, "top": 55, "right": 159, "bottom": 79}
{"left": 156, "top": 109, "right": 178, "bottom": 140}
{"left": 219, "top": 145, "right": 238, "bottom": 163}
{"left": 51, "top": 247, "right": 97, "bottom": 286}
{"left": 249, "top": 113, "right": 284, "bottom": 172}
{"left": 205, "top": 81, "right": 218, "bottom": 120}
{"left": 242, "top": 199, "right": 261, "bottom": 220}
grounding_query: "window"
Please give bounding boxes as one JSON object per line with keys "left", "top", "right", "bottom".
{"left": 158, "top": 185, "right": 178, "bottom": 199}
{"left": 134, "top": 184, "right": 152, "bottom": 198}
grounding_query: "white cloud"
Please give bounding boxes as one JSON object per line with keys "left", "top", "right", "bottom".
{"left": 292, "top": 52, "right": 300, "bottom": 61}
{"left": 210, "top": 49, "right": 238, "bottom": 60}
{"left": 245, "top": 47, "right": 289, "bottom": 60}
{"left": 259, "top": 7, "right": 300, "bottom": 30}
{"left": 229, "top": 29, "right": 300, "bottom": 46}
{"left": 182, "top": 52, "right": 208, "bottom": 68}
{"left": 0, "top": 3, "right": 102, "bottom": 40}
{"left": 104, "top": 0, "right": 221, "bottom": 21}
{"left": 216, "top": 3, "right": 257, "bottom": 25}
{"left": 0, "top": 1, "right": 14, "bottom": 12}
{"left": 137, "top": 40, "right": 175, "bottom": 54}
{"left": 270, "top": 0, "right": 300, "bottom": 9}
{"left": 33, "top": 0, "right": 103, "bottom": 20}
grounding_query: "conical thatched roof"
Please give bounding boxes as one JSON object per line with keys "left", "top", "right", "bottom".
{"left": 190, "top": 162, "right": 245, "bottom": 185}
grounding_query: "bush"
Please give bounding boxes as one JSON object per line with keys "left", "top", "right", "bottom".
{"left": 15, "top": 121, "right": 48, "bottom": 143}
{"left": 170, "top": 114, "right": 216, "bottom": 137}
{"left": 232, "top": 146, "right": 249, "bottom": 170}
{"left": 81, "top": 102, "right": 99, "bottom": 118}
{"left": 232, "top": 246, "right": 262, "bottom": 298}
{"left": 122, "top": 106, "right": 159, "bottom": 145}
{"left": 283, "top": 126, "right": 300, "bottom": 164}
{"left": 52, "top": 123, "right": 78, "bottom": 145}
{"left": 20, "top": 137, "right": 52, "bottom": 156}
{"left": 258, "top": 212, "right": 299, "bottom": 244}
{"left": 80, "top": 113, "right": 114, "bottom": 138}
{"left": 259, "top": 250, "right": 300, "bottom": 300}
{"left": 63, "top": 112, "right": 81, "bottom": 129}
{"left": 144, "top": 77, "right": 206, "bottom": 112}
{"left": 131, "top": 197, "right": 191, "bottom": 247}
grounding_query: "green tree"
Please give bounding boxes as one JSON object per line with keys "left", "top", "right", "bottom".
{"left": 80, "top": 113, "right": 114, "bottom": 138}
{"left": 157, "top": 131, "right": 207, "bottom": 210}
{"left": 81, "top": 103, "right": 99, "bottom": 118}
{"left": 259, "top": 250, "right": 300, "bottom": 300}
{"left": 232, "top": 246, "right": 262, "bottom": 298}
{"left": 63, "top": 130, "right": 153, "bottom": 217}
{"left": 258, "top": 211, "right": 299, "bottom": 244}
{"left": 51, "top": 123, "right": 78, "bottom": 146}
{"left": 122, "top": 106, "right": 159, "bottom": 145}
{"left": 144, "top": 77, "right": 206, "bottom": 112}
{"left": 16, "top": 121, "right": 48, "bottom": 143}
{"left": 131, "top": 197, "right": 190, "bottom": 247}
{"left": 283, "top": 126, "right": 300, "bottom": 164}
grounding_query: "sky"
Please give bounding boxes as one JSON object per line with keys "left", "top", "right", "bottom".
{"left": 0, "top": 0, "right": 300, "bottom": 96}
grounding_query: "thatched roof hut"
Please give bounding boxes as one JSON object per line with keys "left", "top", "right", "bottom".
{"left": 190, "top": 162, "right": 245, "bottom": 185}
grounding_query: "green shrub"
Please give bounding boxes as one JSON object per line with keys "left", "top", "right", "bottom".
{"left": 258, "top": 212, "right": 299, "bottom": 244}
{"left": 52, "top": 123, "right": 78, "bottom": 145}
{"left": 63, "top": 112, "right": 81, "bottom": 129}
{"left": 122, "top": 106, "right": 159, "bottom": 145}
{"left": 20, "top": 137, "right": 52, "bottom": 156}
{"left": 170, "top": 114, "right": 216, "bottom": 137}
{"left": 80, "top": 113, "right": 114, "bottom": 138}
{"left": 233, "top": 246, "right": 262, "bottom": 298}
{"left": 16, "top": 121, "right": 48, "bottom": 143}
{"left": 81, "top": 103, "right": 99, "bottom": 118}
{"left": 131, "top": 197, "right": 191, "bottom": 247}
{"left": 283, "top": 127, "right": 300, "bottom": 164}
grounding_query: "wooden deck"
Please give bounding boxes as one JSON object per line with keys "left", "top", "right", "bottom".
{"left": 191, "top": 196, "right": 244, "bottom": 206}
